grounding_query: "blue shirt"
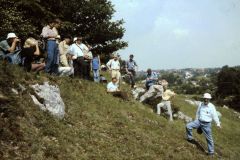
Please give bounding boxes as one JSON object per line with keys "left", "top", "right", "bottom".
{"left": 146, "top": 72, "right": 158, "bottom": 82}
{"left": 92, "top": 56, "right": 100, "bottom": 70}
{"left": 196, "top": 102, "right": 221, "bottom": 126}
{"left": 126, "top": 60, "right": 137, "bottom": 70}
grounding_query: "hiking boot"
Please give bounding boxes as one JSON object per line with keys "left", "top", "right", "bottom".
{"left": 207, "top": 152, "right": 215, "bottom": 157}
{"left": 186, "top": 139, "right": 195, "bottom": 144}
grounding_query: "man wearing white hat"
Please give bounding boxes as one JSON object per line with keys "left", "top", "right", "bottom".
{"left": 186, "top": 93, "right": 221, "bottom": 156}
{"left": 0, "top": 33, "right": 21, "bottom": 63}
{"left": 68, "top": 36, "right": 90, "bottom": 78}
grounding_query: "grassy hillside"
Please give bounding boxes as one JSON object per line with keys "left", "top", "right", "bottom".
{"left": 0, "top": 64, "right": 240, "bottom": 160}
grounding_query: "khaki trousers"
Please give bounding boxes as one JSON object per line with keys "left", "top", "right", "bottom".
{"left": 111, "top": 70, "right": 121, "bottom": 85}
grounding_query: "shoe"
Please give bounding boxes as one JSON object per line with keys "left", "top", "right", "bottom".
{"left": 186, "top": 139, "right": 195, "bottom": 144}
{"left": 207, "top": 152, "right": 214, "bottom": 156}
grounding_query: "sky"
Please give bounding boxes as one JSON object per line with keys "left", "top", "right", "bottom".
{"left": 111, "top": 0, "right": 240, "bottom": 70}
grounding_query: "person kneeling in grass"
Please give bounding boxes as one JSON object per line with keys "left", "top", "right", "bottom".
{"left": 107, "top": 77, "right": 128, "bottom": 101}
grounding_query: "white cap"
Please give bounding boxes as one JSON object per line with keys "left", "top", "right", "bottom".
{"left": 7, "top": 33, "right": 17, "bottom": 39}
{"left": 203, "top": 93, "right": 212, "bottom": 99}
{"left": 73, "top": 37, "right": 77, "bottom": 42}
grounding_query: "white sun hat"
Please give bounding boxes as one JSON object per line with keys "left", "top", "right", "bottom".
{"left": 7, "top": 33, "right": 17, "bottom": 39}
{"left": 73, "top": 37, "right": 78, "bottom": 42}
{"left": 203, "top": 93, "right": 212, "bottom": 99}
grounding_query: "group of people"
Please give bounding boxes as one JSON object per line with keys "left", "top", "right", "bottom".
{"left": 0, "top": 18, "right": 221, "bottom": 156}
{"left": 0, "top": 19, "right": 102, "bottom": 81}
{"left": 137, "top": 69, "right": 221, "bottom": 156}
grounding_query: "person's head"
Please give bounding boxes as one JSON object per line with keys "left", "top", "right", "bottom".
{"left": 129, "top": 54, "right": 134, "bottom": 61}
{"left": 147, "top": 68, "right": 152, "bottom": 75}
{"left": 53, "top": 18, "right": 61, "bottom": 29}
{"left": 24, "top": 37, "right": 37, "bottom": 48}
{"left": 203, "top": 93, "right": 212, "bottom": 105}
{"left": 74, "top": 36, "right": 83, "bottom": 44}
{"left": 7, "top": 33, "right": 18, "bottom": 43}
{"left": 48, "top": 18, "right": 61, "bottom": 28}
{"left": 112, "top": 77, "right": 117, "bottom": 84}
{"left": 113, "top": 54, "right": 118, "bottom": 61}
{"left": 63, "top": 35, "right": 71, "bottom": 44}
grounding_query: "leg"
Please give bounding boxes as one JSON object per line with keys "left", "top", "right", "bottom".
{"left": 45, "top": 41, "right": 55, "bottom": 73}
{"left": 116, "top": 71, "right": 121, "bottom": 85}
{"left": 165, "top": 101, "right": 173, "bottom": 121}
{"left": 156, "top": 102, "right": 165, "bottom": 115}
{"left": 95, "top": 69, "right": 100, "bottom": 82}
{"left": 129, "top": 70, "right": 136, "bottom": 88}
{"left": 186, "top": 120, "right": 201, "bottom": 140}
{"left": 52, "top": 43, "right": 59, "bottom": 74}
{"left": 201, "top": 123, "right": 214, "bottom": 154}
{"left": 93, "top": 69, "right": 99, "bottom": 82}
{"left": 140, "top": 91, "right": 154, "bottom": 102}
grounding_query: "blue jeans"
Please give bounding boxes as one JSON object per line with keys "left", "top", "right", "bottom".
{"left": 186, "top": 120, "right": 214, "bottom": 154}
{"left": 93, "top": 69, "right": 100, "bottom": 82}
{"left": 45, "top": 40, "right": 59, "bottom": 74}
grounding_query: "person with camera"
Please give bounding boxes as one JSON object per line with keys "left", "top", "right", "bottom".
{"left": 0, "top": 33, "right": 22, "bottom": 64}
{"left": 20, "top": 37, "right": 45, "bottom": 72}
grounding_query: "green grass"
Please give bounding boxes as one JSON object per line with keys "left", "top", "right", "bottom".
{"left": 0, "top": 64, "right": 240, "bottom": 159}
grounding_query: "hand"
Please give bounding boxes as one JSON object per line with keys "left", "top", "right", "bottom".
{"left": 217, "top": 125, "right": 222, "bottom": 129}
{"left": 14, "top": 38, "right": 21, "bottom": 43}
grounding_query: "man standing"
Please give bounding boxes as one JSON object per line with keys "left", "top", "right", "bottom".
{"left": 41, "top": 19, "right": 61, "bottom": 74}
{"left": 106, "top": 54, "right": 121, "bottom": 85}
{"left": 68, "top": 37, "right": 90, "bottom": 78}
{"left": 125, "top": 54, "right": 138, "bottom": 88}
{"left": 186, "top": 93, "right": 221, "bottom": 156}
{"left": 0, "top": 33, "right": 21, "bottom": 64}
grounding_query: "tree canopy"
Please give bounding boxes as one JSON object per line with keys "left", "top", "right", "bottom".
{"left": 0, "top": 0, "right": 127, "bottom": 57}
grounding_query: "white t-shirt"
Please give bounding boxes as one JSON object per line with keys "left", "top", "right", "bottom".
{"left": 106, "top": 59, "right": 120, "bottom": 70}
{"left": 107, "top": 82, "right": 118, "bottom": 92}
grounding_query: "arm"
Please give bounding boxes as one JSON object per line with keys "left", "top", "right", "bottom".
{"left": 195, "top": 103, "right": 201, "bottom": 120}
{"left": 98, "top": 56, "right": 101, "bottom": 71}
{"left": 8, "top": 39, "right": 19, "bottom": 53}
{"left": 106, "top": 60, "right": 111, "bottom": 70}
{"left": 59, "top": 42, "right": 64, "bottom": 56}
{"left": 34, "top": 45, "right": 40, "bottom": 56}
{"left": 211, "top": 105, "right": 221, "bottom": 127}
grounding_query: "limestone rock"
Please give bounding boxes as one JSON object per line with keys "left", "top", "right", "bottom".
{"left": 30, "top": 82, "right": 65, "bottom": 119}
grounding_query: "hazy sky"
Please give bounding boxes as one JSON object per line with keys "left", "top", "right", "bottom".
{"left": 111, "top": 0, "right": 240, "bottom": 70}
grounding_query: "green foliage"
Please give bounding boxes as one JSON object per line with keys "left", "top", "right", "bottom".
{"left": 0, "top": 0, "right": 38, "bottom": 39}
{"left": 0, "top": 0, "right": 127, "bottom": 57}
{"left": 216, "top": 65, "right": 240, "bottom": 110}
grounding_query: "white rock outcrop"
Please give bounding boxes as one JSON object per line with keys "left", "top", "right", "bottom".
{"left": 30, "top": 82, "right": 65, "bottom": 119}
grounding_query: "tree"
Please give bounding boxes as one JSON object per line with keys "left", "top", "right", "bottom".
{"left": 216, "top": 65, "right": 240, "bottom": 110}
{"left": 0, "top": 0, "right": 127, "bottom": 59}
